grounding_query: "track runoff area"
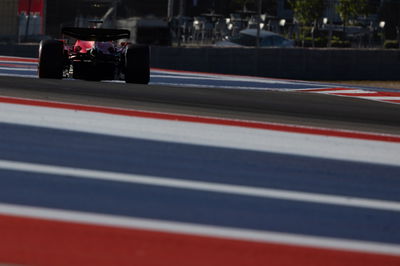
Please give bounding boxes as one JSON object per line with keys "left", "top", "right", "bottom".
{"left": 0, "top": 56, "right": 400, "bottom": 265}
{"left": 1, "top": 55, "right": 400, "bottom": 104}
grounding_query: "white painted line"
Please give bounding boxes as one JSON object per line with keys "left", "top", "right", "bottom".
{"left": 358, "top": 96, "right": 400, "bottom": 101}
{"left": 151, "top": 74, "right": 224, "bottom": 81}
{"left": 149, "top": 81, "right": 281, "bottom": 90}
{"left": 151, "top": 69, "right": 336, "bottom": 86}
{"left": 329, "top": 90, "right": 377, "bottom": 94}
{"left": 0, "top": 73, "right": 36, "bottom": 78}
{"left": 1, "top": 159, "right": 400, "bottom": 212}
{"left": 0, "top": 67, "right": 36, "bottom": 71}
{"left": 314, "top": 89, "right": 374, "bottom": 94}
{"left": 0, "top": 60, "right": 37, "bottom": 65}
{"left": 0, "top": 203, "right": 399, "bottom": 256}
{"left": 150, "top": 82, "right": 327, "bottom": 91}
{"left": 298, "top": 89, "right": 400, "bottom": 104}
{"left": 1, "top": 102, "right": 400, "bottom": 166}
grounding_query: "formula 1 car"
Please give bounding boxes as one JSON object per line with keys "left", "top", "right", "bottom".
{"left": 38, "top": 27, "right": 150, "bottom": 84}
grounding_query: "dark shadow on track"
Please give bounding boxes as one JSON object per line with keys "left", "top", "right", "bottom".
{"left": 0, "top": 76, "right": 399, "bottom": 134}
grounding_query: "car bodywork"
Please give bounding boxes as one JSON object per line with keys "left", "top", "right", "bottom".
{"left": 38, "top": 27, "right": 150, "bottom": 84}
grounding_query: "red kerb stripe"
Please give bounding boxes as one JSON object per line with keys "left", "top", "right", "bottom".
{"left": 1, "top": 96, "right": 399, "bottom": 143}
{"left": 0, "top": 63, "right": 37, "bottom": 68}
{"left": 0, "top": 56, "right": 38, "bottom": 63}
{"left": 332, "top": 92, "right": 400, "bottom": 97}
{"left": 1, "top": 214, "right": 399, "bottom": 266}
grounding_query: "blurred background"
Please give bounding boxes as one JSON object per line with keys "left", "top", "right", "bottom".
{"left": 0, "top": 0, "right": 399, "bottom": 48}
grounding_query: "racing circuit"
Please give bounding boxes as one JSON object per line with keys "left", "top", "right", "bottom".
{"left": 0, "top": 55, "right": 400, "bottom": 265}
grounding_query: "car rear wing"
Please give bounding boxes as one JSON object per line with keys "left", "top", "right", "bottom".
{"left": 61, "top": 27, "right": 130, "bottom": 41}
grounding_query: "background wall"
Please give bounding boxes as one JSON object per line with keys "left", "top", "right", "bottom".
{"left": 151, "top": 47, "right": 400, "bottom": 81}
{"left": 0, "top": 0, "right": 19, "bottom": 41}
{"left": 0, "top": 44, "right": 399, "bottom": 81}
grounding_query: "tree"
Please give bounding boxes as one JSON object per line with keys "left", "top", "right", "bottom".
{"left": 230, "top": 0, "right": 256, "bottom": 11}
{"left": 289, "top": 0, "right": 324, "bottom": 47}
{"left": 227, "top": 0, "right": 278, "bottom": 15}
{"left": 379, "top": 0, "right": 400, "bottom": 39}
{"left": 289, "top": 0, "right": 325, "bottom": 25}
{"left": 336, "top": 0, "right": 368, "bottom": 33}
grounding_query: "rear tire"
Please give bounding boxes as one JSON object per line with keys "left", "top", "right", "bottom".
{"left": 125, "top": 44, "right": 150, "bottom": 84}
{"left": 38, "top": 40, "right": 64, "bottom": 79}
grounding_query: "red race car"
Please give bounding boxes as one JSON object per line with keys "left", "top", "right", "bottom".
{"left": 38, "top": 27, "right": 150, "bottom": 84}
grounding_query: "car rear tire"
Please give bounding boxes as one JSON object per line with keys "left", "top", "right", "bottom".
{"left": 125, "top": 44, "right": 150, "bottom": 84}
{"left": 38, "top": 40, "right": 64, "bottom": 79}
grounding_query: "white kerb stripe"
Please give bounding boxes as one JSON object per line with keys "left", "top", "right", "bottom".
{"left": 0, "top": 203, "right": 399, "bottom": 256}
{"left": 312, "top": 89, "right": 372, "bottom": 94}
{"left": 1, "top": 159, "right": 400, "bottom": 212}
{"left": 329, "top": 90, "right": 377, "bottom": 94}
{"left": 358, "top": 96, "right": 400, "bottom": 101}
{"left": 0, "top": 67, "right": 37, "bottom": 71}
{"left": 2, "top": 102, "right": 400, "bottom": 166}
{"left": 0, "top": 60, "right": 37, "bottom": 65}
{"left": 0, "top": 73, "right": 37, "bottom": 78}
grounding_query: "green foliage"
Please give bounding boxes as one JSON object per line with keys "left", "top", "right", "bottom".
{"left": 300, "top": 36, "right": 328, "bottom": 47}
{"left": 231, "top": 0, "right": 254, "bottom": 5}
{"left": 330, "top": 36, "right": 351, "bottom": 48}
{"left": 336, "top": 0, "right": 368, "bottom": 25}
{"left": 384, "top": 40, "right": 399, "bottom": 49}
{"left": 379, "top": 1, "right": 400, "bottom": 39}
{"left": 289, "top": 0, "right": 325, "bottom": 25}
{"left": 230, "top": 0, "right": 256, "bottom": 10}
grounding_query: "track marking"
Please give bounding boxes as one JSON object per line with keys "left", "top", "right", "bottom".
{"left": 321, "top": 90, "right": 376, "bottom": 94}
{"left": 148, "top": 81, "right": 316, "bottom": 91}
{"left": 0, "top": 96, "right": 399, "bottom": 143}
{"left": 298, "top": 88, "right": 400, "bottom": 104}
{"left": 0, "top": 62, "right": 37, "bottom": 67}
{"left": 0, "top": 67, "right": 37, "bottom": 71}
{"left": 0, "top": 203, "right": 399, "bottom": 257}
{"left": 358, "top": 96, "right": 400, "bottom": 101}
{"left": 1, "top": 56, "right": 400, "bottom": 104}
{"left": 1, "top": 159, "right": 400, "bottom": 212}
{"left": 0, "top": 56, "right": 38, "bottom": 63}
{"left": 152, "top": 69, "right": 328, "bottom": 86}
{"left": 0, "top": 73, "right": 36, "bottom": 78}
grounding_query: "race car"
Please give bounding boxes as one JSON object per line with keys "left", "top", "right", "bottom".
{"left": 38, "top": 27, "right": 150, "bottom": 84}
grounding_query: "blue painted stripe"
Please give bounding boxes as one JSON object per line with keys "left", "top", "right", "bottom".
{"left": 0, "top": 64, "right": 36, "bottom": 69}
{"left": 1, "top": 57, "right": 399, "bottom": 93}
{"left": 1, "top": 122, "right": 399, "bottom": 201}
{"left": 0, "top": 168, "right": 399, "bottom": 244}
{"left": 150, "top": 76, "right": 325, "bottom": 89}
{"left": 0, "top": 69, "right": 37, "bottom": 75}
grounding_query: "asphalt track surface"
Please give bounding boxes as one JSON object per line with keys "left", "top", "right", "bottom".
{"left": 0, "top": 76, "right": 399, "bottom": 134}
{"left": 0, "top": 56, "right": 400, "bottom": 266}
